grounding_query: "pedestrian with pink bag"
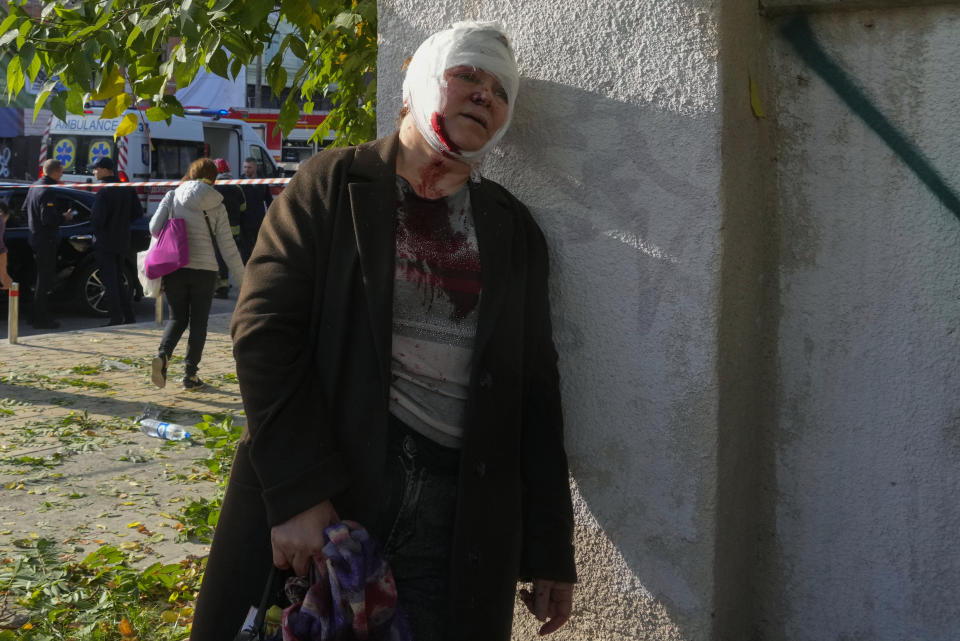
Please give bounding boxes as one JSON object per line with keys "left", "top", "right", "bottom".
{"left": 149, "top": 158, "right": 244, "bottom": 389}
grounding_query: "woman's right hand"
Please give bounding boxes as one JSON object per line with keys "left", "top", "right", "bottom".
{"left": 270, "top": 500, "right": 339, "bottom": 576}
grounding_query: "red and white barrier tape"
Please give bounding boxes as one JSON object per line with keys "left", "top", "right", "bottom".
{"left": 0, "top": 177, "right": 292, "bottom": 189}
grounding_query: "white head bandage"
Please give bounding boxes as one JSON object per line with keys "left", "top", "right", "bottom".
{"left": 402, "top": 21, "right": 519, "bottom": 163}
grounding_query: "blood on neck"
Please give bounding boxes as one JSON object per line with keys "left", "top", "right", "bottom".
{"left": 418, "top": 158, "right": 450, "bottom": 199}
{"left": 416, "top": 113, "right": 468, "bottom": 198}
{"left": 398, "top": 111, "right": 470, "bottom": 199}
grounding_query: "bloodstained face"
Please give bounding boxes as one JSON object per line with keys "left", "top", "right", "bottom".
{"left": 432, "top": 66, "right": 510, "bottom": 154}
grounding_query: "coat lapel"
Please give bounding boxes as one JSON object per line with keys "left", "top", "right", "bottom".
{"left": 471, "top": 181, "right": 514, "bottom": 361}
{"left": 348, "top": 135, "right": 400, "bottom": 393}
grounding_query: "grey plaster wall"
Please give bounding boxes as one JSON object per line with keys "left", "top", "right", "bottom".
{"left": 714, "top": 1, "right": 778, "bottom": 640}
{"left": 767, "top": 7, "right": 960, "bottom": 640}
{"left": 377, "top": 2, "right": 960, "bottom": 640}
{"left": 762, "top": 0, "right": 960, "bottom": 16}
{"left": 378, "top": 1, "right": 726, "bottom": 639}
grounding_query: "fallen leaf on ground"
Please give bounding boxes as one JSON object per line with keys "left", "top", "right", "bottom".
{"left": 118, "top": 618, "right": 135, "bottom": 637}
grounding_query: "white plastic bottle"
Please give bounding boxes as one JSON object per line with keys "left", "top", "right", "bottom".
{"left": 139, "top": 418, "right": 191, "bottom": 441}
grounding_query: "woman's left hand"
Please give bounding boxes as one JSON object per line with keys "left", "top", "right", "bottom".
{"left": 519, "top": 578, "right": 574, "bottom": 635}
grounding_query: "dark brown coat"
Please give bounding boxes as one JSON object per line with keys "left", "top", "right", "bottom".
{"left": 191, "top": 134, "right": 575, "bottom": 641}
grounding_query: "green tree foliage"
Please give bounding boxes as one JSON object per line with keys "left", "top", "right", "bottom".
{"left": 0, "top": 0, "right": 377, "bottom": 146}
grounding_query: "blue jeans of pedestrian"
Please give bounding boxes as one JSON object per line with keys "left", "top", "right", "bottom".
{"left": 372, "top": 415, "right": 460, "bottom": 641}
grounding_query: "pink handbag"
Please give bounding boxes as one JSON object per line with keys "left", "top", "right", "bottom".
{"left": 144, "top": 216, "right": 189, "bottom": 279}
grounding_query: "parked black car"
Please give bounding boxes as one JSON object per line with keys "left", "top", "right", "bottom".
{"left": 0, "top": 182, "right": 151, "bottom": 316}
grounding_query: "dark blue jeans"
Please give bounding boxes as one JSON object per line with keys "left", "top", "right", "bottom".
{"left": 373, "top": 415, "right": 460, "bottom": 641}
{"left": 30, "top": 238, "right": 57, "bottom": 323}
{"left": 95, "top": 249, "right": 135, "bottom": 323}
{"left": 159, "top": 268, "right": 217, "bottom": 377}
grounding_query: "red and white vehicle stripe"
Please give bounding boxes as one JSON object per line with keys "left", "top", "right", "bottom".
{"left": 37, "top": 114, "right": 52, "bottom": 167}
{"left": 117, "top": 134, "right": 128, "bottom": 176}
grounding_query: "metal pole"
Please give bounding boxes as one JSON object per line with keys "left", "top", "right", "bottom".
{"left": 7, "top": 282, "right": 18, "bottom": 344}
{"left": 255, "top": 54, "right": 263, "bottom": 109}
{"left": 155, "top": 293, "right": 163, "bottom": 327}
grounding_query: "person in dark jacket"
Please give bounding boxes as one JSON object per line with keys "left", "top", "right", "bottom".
{"left": 238, "top": 157, "right": 272, "bottom": 263}
{"left": 0, "top": 201, "right": 12, "bottom": 290}
{"left": 25, "top": 159, "right": 75, "bottom": 329}
{"left": 90, "top": 156, "right": 143, "bottom": 325}
{"left": 213, "top": 158, "right": 245, "bottom": 298}
{"left": 191, "top": 21, "right": 575, "bottom": 641}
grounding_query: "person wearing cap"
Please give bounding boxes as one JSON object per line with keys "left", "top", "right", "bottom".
{"left": 24, "top": 159, "right": 76, "bottom": 329}
{"left": 89, "top": 155, "right": 143, "bottom": 325}
{"left": 192, "top": 22, "right": 575, "bottom": 641}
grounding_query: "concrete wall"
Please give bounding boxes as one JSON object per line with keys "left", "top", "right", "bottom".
{"left": 762, "top": 0, "right": 959, "bottom": 16}
{"left": 377, "top": 1, "right": 960, "bottom": 640}
{"left": 379, "top": 1, "right": 727, "bottom": 639}
{"left": 765, "top": 6, "right": 960, "bottom": 640}
{"left": 714, "top": 1, "right": 777, "bottom": 640}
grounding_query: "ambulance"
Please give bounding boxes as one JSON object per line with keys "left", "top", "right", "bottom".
{"left": 40, "top": 108, "right": 281, "bottom": 212}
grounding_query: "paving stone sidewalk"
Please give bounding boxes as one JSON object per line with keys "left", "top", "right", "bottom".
{"left": 0, "top": 314, "right": 243, "bottom": 575}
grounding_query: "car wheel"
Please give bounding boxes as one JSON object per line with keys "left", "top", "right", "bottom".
{"left": 75, "top": 262, "right": 134, "bottom": 317}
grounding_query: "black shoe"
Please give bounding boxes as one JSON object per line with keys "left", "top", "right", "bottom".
{"left": 102, "top": 320, "right": 124, "bottom": 327}
{"left": 151, "top": 354, "right": 168, "bottom": 389}
{"left": 182, "top": 375, "right": 204, "bottom": 390}
{"left": 30, "top": 319, "right": 60, "bottom": 330}
{"left": 214, "top": 288, "right": 229, "bottom": 299}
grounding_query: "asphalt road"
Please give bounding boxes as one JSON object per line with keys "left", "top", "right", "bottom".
{"left": 0, "top": 287, "right": 238, "bottom": 339}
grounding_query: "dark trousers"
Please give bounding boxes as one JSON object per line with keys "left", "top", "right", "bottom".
{"left": 238, "top": 222, "right": 261, "bottom": 264}
{"left": 30, "top": 239, "right": 57, "bottom": 323}
{"left": 191, "top": 416, "right": 461, "bottom": 641}
{"left": 95, "top": 249, "right": 135, "bottom": 323}
{"left": 371, "top": 415, "right": 460, "bottom": 641}
{"left": 214, "top": 234, "right": 241, "bottom": 284}
{"left": 159, "top": 268, "right": 217, "bottom": 377}
{"left": 215, "top": 246, "right": 229, "bottom": 282}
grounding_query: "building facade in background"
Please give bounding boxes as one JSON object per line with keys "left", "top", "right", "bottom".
{"left": 0, "top": 2, "right": 331, "bottom": 179}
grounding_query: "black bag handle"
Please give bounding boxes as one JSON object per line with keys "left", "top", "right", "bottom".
{"left": 202, "top": 209, "right": 220, "bottom": 253}
{"left": 253, "top": 565, "right": 277, "bottom": 635}
{"left": 233, "top": 565, "right": 279, "bottom": 641}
